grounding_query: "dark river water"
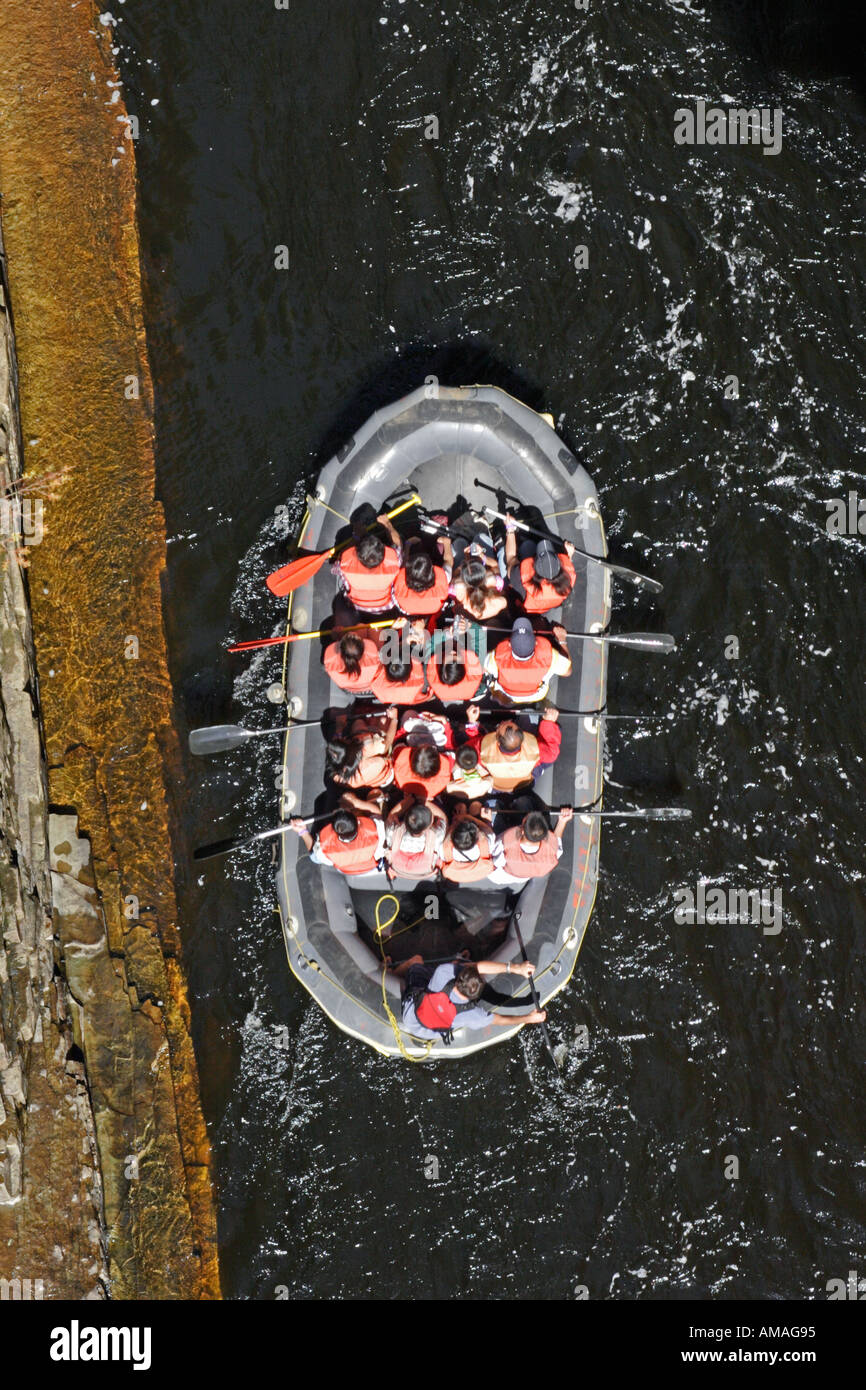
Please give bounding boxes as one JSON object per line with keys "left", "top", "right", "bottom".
{"left": 114, "top": 0, "right": 866, "bottom": 1299}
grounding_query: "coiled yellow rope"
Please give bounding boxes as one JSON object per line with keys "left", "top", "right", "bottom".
{"left": 374, "top": 893, "right": 433, "bottom": 1062}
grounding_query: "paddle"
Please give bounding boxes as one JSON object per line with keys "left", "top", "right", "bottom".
{"left": 188, "top": 719, "right": 321, "bottom": 757}
{"left": 193, "top": 813, "right": 329, "bottom": 862}
{"left": 509, "top": 904, "right": 560, "bottom": 1072}
{"left": 228, "top": 619, "right": 393, "bottom": 655}
{"left": 493, "top": 802, "right": 691, "bottom": 821}
{"left": 265, "top": 496, "right": 421, "bottom": 597}
{"left": 476, "top": 492, "right": 662, "bottom": 593}
{"left": 487, "top": 626, "right": 676, "bottom": 654}
{"left": 476, "top": 704, "right": 668, "bottom": 722}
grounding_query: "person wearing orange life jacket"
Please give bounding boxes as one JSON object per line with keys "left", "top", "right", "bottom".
{"left": 392, "top": 535, "right": 452, "bottom": 618}
{"left": 369, "top": 618, "right": 430, "bottom": 705}
{"left": 393, "top": 741, "right": 454, "bottom": 799}
{"left": 290, "top": 792, "right": 386, "bottom": 875}
{"left": 323, "top": 627, "right": 381, "bottom": 693}
{"left": 489, "top": 805, "right": 574, "bottom": 885}
{"left": 484, "top": 616, "right": 571, "bottom": 704}
{"left": 480, "top": 705, "right": 562, "bottom": 793}
{"left": 335, "top": 513, "right": 402, "bottom": 613}
{"left": 440, "top": 802, "right": 496, "bottom": 883}
{"left": 425, "top": 624, "right": 485, "bottom": 702}
{"left": 384, "top": 796, "right": 447, "bottom": 880}
{"left": 325, "top": 706, "right": 399, "bottom": 791}
{"left": 504, "top": 516, "right": 577, "bottom": 615}
{"left": 451, "top": 553, "right": 508, "bottom": 622}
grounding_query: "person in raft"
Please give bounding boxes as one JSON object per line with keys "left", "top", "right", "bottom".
{"left": 334, "top": 512, "right": 402, "bottom": 613}
{"left": 392, "top": 534, "right": 452, "bottom": 618}
{"left": 484, "top": 615, "right": 572, "bottom": 704}
{"left": 399, "top": 959, "right": 546, "bottom": 1041}
{"left": 392, "top": 741, "right": 454, "bottom": 799}
{"left": 289, "top": 792, "right": 385, "bottom": 875}
{"left": 424, "top": 621, "right": 485, "bottom": 703}
{"left": 369, "top": 619, "right": 429, "bottom": 705}
{"left": 504, "top": 516, "right": 577, "bottom": 615}
{"left": 450, "top": 553, "right": 508, "bottom": 622}
{"left": 479, "top": 705, "right": 562, "bottom": 793}
{"left": 489, "top": 805, "right": 574, "bottom": 885}
{"left": 440, "top": 801, "right": 496, "bottom": 883}
{"left": 325, "top": 706, "right": 399, "bottom": 791}
{"left": 444, "top": 742, "right": 495, "bottom": 800}
{"left": 384, "top": 796, "right": 447, "bottom": 880}
{"left": 323, "top": 626, "right": 381, "bottom": 693}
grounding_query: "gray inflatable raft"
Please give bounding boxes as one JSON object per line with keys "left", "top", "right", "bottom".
{"left": 275, "top": 385, "right": 611, "bottom": 1059}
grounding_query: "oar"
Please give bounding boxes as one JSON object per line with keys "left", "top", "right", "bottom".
{"left": 193, "top": 813, "right": 328, "bottom": 862}
{"left": 488, "top": 626, "right": 676, "bottom": 654}
{"left": 265, "top": 496, "right": 421, "bottom": 596}
{"left": 477, "top": 494, "right": 662, "bottom": 593}
{"left": 188, "top": 719, "right": 321, "bottom": 757}
{"left": 476, "top": 704, "right": 668, "bottom": 722}
{"left": 228, "top": 618, "right": 393, "bottom": 655}
{"left": 510, "top": 906, "right": 560, "bottom": 1072}
{"left": 493, "top": 802, "right": 691, "bottom": 821}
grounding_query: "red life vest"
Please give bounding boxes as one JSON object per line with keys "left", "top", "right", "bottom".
{"left": 499, "top": 826, "right": 560, "bottom": 879}
{"left": 369, "top": 658, "right": 429, "bottom": 706}
{"left": 519, "top": 553, "right": 576, "bottom": 614}
{"left": 425, "top": 648, "right": 484, "bottom": 703}
{"left": 317, "top": 816, "right": 382, "bottom": 875}
{"left": 323, "top": 634, "right": 380, "bottom": 692}
{"left": 440, "top": 824, "right": 494, "bottom": 882}
{"left": 492, "top": 636, "right": 554, "bottom": 698}
{"left": 338, "top": 545, "right": 400, "bottom": 610}
{"left": 393, "top": 745, "right": 453, "bottom": 798}
{"left": 388, "top": 821, "right": 441, "bottom": 879}
{"left": 392, "top": 566, "right": 449, "bottom": 617}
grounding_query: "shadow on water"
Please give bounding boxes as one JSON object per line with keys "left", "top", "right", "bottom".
{"left": 707, "top": 0, "right": 866, "bottom": 98}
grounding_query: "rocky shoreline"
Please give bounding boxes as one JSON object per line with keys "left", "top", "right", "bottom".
{"left": 0, "top": 2, "right": 218, "bottom": 1299}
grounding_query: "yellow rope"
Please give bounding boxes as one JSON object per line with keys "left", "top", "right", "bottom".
{"left": 374, "top": 894, "right": 433, "bottom": 1062}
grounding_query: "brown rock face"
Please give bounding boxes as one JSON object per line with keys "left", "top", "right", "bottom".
{"left": 0, "top": 3, "right": 219, "bottom": 1299}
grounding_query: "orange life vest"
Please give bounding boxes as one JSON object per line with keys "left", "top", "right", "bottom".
{"left": 440, "top": 823, "right": 494, "bottom": 882}
{"left": 340, "top": 745, "right": 393, "bottom": 791}
{"left": 338, "top": 545, "right": 400, "bottom": 610}
{"left": 499, "top": 826, "right": 560, "bottom": 879}
{"left": 519, "top": 553, "right": 576, "bottom": 614}
{"left": 388, "top": 821, "right": 441, "bottom": 879}
{"left": 479, "top": 729, "right": 540, "bottom": 792}
{"left": 392, "top": 565, "right": 449, "bottom": 617}
{"left": 393, "top": 745, "right": 453, "bottom": 798}
{"left": 317, "top": 816, "right": 382, "bottom": 875}
{"left": 425, "top": 648, "right": 484, "bottom": 702}
{"left": 491, "top": 637, "right": 554, "bottom": 698}
{"left": 323, "top": 634, "right": 380, "bottom": 692}
{"left": 370, "top": 658, "right": 429, "bottom": 705}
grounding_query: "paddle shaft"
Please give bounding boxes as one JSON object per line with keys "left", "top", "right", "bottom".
{"left": 228, "top": 619, "right": 393, "bottom": 655}
{"left": 511, "top": 910, "right": 559, "bottom": 1070}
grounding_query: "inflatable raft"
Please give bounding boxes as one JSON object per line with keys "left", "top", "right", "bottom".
{"left": 274, "top": 385, "right": 611, "bottom": 1058}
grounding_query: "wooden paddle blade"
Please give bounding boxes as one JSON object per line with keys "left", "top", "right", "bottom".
{"left": 266, "top": 548, "right": 330, "bottom": 596}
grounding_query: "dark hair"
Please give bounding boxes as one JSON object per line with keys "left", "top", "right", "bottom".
{"left": 356, "top": 533, "right": 385, "bottom": 568}
{"left": 325, "top": 737, "right": 363, "bottom": 781}
{"left": 383, "top": 658, "right": 413, "bottom": 683}
{"left": 456, "top": 559, "right": 491, "bottom": 619}
{"left": 405, "top": 803, "right": 433, "bottom": 835}
{"left": 332, "top": 809, "right": 359, "bottom": 842}
{"left": 410, "top": 745, "right": 441, "bottom": 778}
{"left": 438, "top": 658, "right": 466, "bottom": 687}
{"left": 339, "top": 632, "right": 365, "bottom": 678}
{"left": 405, "top": 552, "right": 435, "bottom": 593}
{"left": 454, "top": 965, "right": 483, "bottom": 1001}
{"left": 522, "top": 810, "right": 549, "bottom": 843}
{"left": 527, "top": 555, "right": 572, "bottom": 598}
{"left": 456, "top": 745, "right": 478, "bottom": 771}
{"left": 498, "top": 722, "right": 523, "bottom": 753}
{"left": 451, "top": 818, "right": 478, "bottom": 851}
